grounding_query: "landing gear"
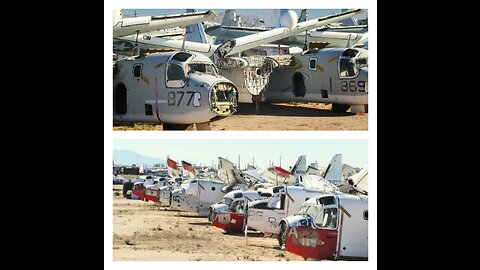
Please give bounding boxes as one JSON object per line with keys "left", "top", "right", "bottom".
{"left": 208, "top": 209, "right": 215, "bottom": 223}
{"left": 332, "top": 103, "right": 351, "bottom": 113}
{"left": 252, "top": 95, "right": 261, "bottom": 114}
{"left": 195, "top": 122, "right": 212, "bottom": 130}
{"left": 162, "top": 123, "right": 190, "bottom": 130}
{"left": 277, "top": 222, "right": 288, "bottom": 250}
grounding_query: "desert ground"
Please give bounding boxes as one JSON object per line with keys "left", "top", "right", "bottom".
{"left": 112, "top": 102, "right": 368, "bottom": 131}
{"left": 112, "top": 187, "right": 304, "bottom": 261}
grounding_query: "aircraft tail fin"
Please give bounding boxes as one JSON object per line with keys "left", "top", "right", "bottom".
{"left": 291, "top": 155, "right": 306, "bottom": 175}
{"left": 339, "top": 9, "right": 359, "bottom": 26}
{"left": 167, "top": 157, "right": 180, "bottom": 178}
{"left": 185, "top": 9, "right": 209, "bottom": 44}
{"left": 181, "top": 160, "right": 197, "bottom": 179}
{"left": 222, "top": 10, "right": 240, "bottom": 27}
{"left": 323, "top": 153, "right": 343, "bottom": 185}
{"left": 218, "top": 157, "right": 239, "bottom": 186}
{"left": 298, "top": 9, "right": 307, "bottom": 22}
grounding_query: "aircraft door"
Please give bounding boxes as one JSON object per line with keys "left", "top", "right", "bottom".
{"left": 114, "top": 83, "right": 127, "bottom": 114}
{"left": 292, "top": 72, "right": 306, "bottom": 97}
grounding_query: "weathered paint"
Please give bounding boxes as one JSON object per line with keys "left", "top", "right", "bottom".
{"left": 213, "top": 212, "right": 245, "bottom": 232}
{"left": 286, "top": 227, "right": 338, "bottom": 260}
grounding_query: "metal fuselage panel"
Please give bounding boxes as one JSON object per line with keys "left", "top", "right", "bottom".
{"left": 247, "top": 187, "right": 326, "bottom": 234}
{"left": 170, "top": 181, "right": 227, "bottom": 216}
{"left": 113, "top": 53, "right": 223, "bottom": 124}
{"left": 265, "top": 48, "right": 368, "bottom": 105}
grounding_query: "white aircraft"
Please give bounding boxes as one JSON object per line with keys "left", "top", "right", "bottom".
{"left": 113, "top": 9, "right": 217, "bottom": 38}
{"left": 245, "top": 185, "right": 336, "bottom": 234}
{"left": 264, "top": 46, "right": 368, "bottom": 113}
{"left": 279, "top": 193, "right": 368, "bottom": 260}
{"left": 169, "top": 179, "right": 227, "bottom": 216}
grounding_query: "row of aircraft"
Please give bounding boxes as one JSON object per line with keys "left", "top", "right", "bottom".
{"left": 120, "top": 153, "right": 368, "bottom": 260}
{"left": 113, "top": 9, "right": 369, "bottom": 129}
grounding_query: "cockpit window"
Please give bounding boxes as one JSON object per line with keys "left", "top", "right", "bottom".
{"left": 339, "top": 58, "right": 357, "bottom": 77}
{"left": 297, "top": 205, "right": 308, "bottom": 215}
{"left": 224, "top": 198, "right": 233, "bottom": 206}
{"left": 356, "top": 58, "right": 368, "bottom": 69}
{"left": 339, "top": 49, "right": 367, "bottom": 78}
{"left": 188, "top": 63, "right": 218, "bottom": 76}
{"left": 172, "top": 52, "right": 192, "bottom": 62}
{"left": 305, "top": 205, "right": 320, "bottom": 217}
{"left": 229, "top": 200, "right": 245, "bottom": 213}
{"left": 166, "top": 61, "right": 187, "bottom": 88}
{"left": 314, "top": 208, "right": 338, "bottom": 229}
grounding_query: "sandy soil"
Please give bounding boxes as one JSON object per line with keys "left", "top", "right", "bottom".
{"left": 112, "top": 102, "right": 368, "bottom": 131}
{"left": 112, "top": 193, "right": 305, "bottom": 261}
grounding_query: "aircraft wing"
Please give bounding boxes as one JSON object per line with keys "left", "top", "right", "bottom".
{"left": 113, "top": 10, "right": 217, "bottom": 38}
{"left": 223, "top": 9, "right": 365, "bottom": 57}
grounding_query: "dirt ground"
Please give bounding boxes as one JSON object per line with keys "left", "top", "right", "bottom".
{"left": 112, "top": 190, "right": 305, "bottom": 261}
{"left": 112, "top": 102, "right": 368, "bottom": 131}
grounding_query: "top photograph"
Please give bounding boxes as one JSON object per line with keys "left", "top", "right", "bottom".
{"left": 112, "top": 9, "right": 369, "bottom": 130}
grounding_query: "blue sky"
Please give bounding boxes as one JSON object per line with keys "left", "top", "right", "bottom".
{"left": 113, "top": 139, "right": 367, "bottom": 169}
{"left": 121, "top": 9, "right": 367, "bottom": 22}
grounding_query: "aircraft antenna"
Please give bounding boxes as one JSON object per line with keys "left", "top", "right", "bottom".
{"left": 134, "top": 31, "right": 140, "bottom": 55}
{"left": 180, "top": 30, "right": 188, "bottom": 52}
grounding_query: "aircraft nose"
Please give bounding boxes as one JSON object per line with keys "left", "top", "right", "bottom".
{"left": 210, "top": 82, "right": 238, "bottom": 116}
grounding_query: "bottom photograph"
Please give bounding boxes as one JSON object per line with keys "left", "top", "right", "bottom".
{"left": 111, "top": 139, "right": 368, "bottom": 261}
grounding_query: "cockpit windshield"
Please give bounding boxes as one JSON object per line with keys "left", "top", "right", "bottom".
{"left": 187, "top": 63, "right": 218, "bottom": 76}
{"left": 222, "top": 197, "right": 233, "bottom": 206}
{"left": 166, "top": 61, "right": 187, "bottom": 88}
{"left": 339, "top": 49, "right": 368, "bottom": 78}
{"left": 356, "top": 58, "right": 368, "bottom": 69}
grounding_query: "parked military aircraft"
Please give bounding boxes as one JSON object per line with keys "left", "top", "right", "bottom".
{"left": 279, "top": 193, "right": 368, "bottom": 260}
{"left": 113, "top": 50, "right": 239, "bottom": 130}
{"left": 114, "top": 9, "right": 365, "bottom": 114}
{"left": 264, "top": 46, "right": 368, "bottom": 113}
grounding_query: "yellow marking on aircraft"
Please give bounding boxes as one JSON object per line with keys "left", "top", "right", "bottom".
{"left": 141, "top": 75, "right": 150, "bottom": 85}
{"left": 328, "top": 56, "right": 340, "bottom": 63}
{"left": 340, "top": 205, "right": 352, "bottom": 218}
{"left": 316, "top": 64, "right": 324, "bottom": 72}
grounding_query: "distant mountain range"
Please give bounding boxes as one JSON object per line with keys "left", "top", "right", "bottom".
{"left": 113, "top": 149, "right": 165, "bottom": 166}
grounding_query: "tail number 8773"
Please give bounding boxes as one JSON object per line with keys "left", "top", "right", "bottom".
{"left": 341, "top": 81, "right": 368, "bottom": 93}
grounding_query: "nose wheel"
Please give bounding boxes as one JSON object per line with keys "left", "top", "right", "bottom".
{"left": 277, "top": 222, "right": 288, "bottom": 250}
{"left": 252, "top": 96, "right": 261, "bottom": 114}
